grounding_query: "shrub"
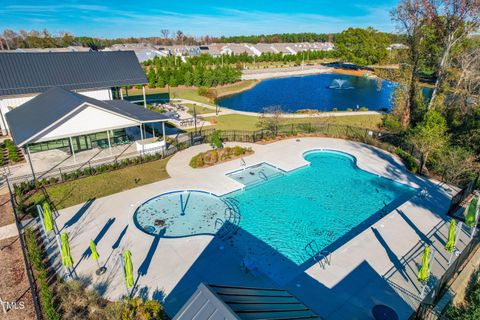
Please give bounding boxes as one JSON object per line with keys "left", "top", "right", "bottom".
{"left": 210, "top": 130, "right": 223, "bottom": 149}
{"left": 395, "top": 147, "right": 419, "bottom": 174}
{"left": 25, "top": 228, "right": 61, "bottom": 320}
{"left": 5, "top": 139, "right": 20, "bottom": 162}
{"left": 189, "top": 146, "right": 252, "bottom": 168}
{"left": 197, "top": 86, "right": 209, "bottom": 96}
{"left": 233, "top": 146, "right": 246, "bottom": 156}
{"left": 359, "top": 106, "right": 369, "bottom": 111}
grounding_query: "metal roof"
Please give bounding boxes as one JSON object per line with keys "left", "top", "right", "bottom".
{"left": 0, "top": 51, "right": 147, "bottom": 96}
{"left": 5, "top": 87, "right": 168, "bottom": 146}
{"left": 174, "top": 283, "right": 321, "bottom": 320}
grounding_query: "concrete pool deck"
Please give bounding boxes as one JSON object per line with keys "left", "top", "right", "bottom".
{"left": 49, "top": 137, "right": 468, "bottom": 319}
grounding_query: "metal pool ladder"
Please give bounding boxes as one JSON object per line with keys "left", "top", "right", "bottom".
{"left": 304, "top": 240, "right": 332, "bottom": 269}
{"left": 314, "top": 251, "right": 332, "bottom": 269}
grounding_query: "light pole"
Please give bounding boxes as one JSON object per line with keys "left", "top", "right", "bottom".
{"left": 193, "top": 104, "right": 197, "bottom": 134}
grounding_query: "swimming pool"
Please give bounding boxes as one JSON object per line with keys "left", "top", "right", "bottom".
{"left": 226, "top": 151, "right": 417, "bottom": 267}
{"left": 134, "top": 151, "right": 417, "bottom": 267}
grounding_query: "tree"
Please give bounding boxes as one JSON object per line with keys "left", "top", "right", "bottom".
{"left": 176, "top": 30, "right": 185, "bottom": 45}
{"left": 409, "top": 110, "right": 449, "bottom": 173}
{"left": 257, "top": 106, "right": 285, "bottom": 135}
{"left": 335, "top": 27, "right": 389, "bottom": 65}
{"left": 431, "top": 146, "right": 480, "bottom": 185}
{"left": 390, "top": 0, "right": 429, "bottom": 126}
{"left": 161, "top": 29, "right": 169, "bottom": 40}
{"left": 423, "top": 0, "right": 480, "bottom": 109}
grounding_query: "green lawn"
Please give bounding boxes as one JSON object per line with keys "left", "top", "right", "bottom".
{"left": 35, "top": 158, "right": 170, "bottom": 210}
{"left": 215, "top": 80, "right": 259, "bottom": 97}
{"left": 184, "top": 103, "right": 215, "bottom": 115}
{"left": 204, "top": 114, "right": 384, "bottom": 131}
{"left": 125, "top": 80, "right": 259, "bottom": 105}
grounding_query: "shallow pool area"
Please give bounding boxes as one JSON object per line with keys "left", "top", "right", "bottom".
{"left": 226, "top": 162, "right": 285, "bottom": 188}
{"left": 133, "top": 190, "right": 238, "bottom": 237}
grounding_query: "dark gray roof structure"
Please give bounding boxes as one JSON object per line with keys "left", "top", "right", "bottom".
{"left": 0, "top": 51, "right": 147, "bottom": 96}
{"left": 5, "top": 87, "right": 168, "bottom": 146}
{"left": 174, "top": 283, "right": 320, "bottom": 320}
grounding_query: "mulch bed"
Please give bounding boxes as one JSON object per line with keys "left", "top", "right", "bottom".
{"left": 0, "top": 236, "right": 37, "bottom": 319}
{"left": 0, "top": 193, "right": 14, "bottom": 228}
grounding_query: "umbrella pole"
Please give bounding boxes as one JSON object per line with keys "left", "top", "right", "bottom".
{"left": 36, "top": 205, "right": 49, "bottom": 242}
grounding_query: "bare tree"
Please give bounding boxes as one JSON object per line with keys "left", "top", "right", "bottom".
{"left": 257, "top": 106, "right": 285, "bottom": 136}
{"left": 423, "top": 0, "right": 480, "bottom": 109}
{"left": 390, "top": 0, "right": 428, "bottom": 126}
{"left": 176, "top": 30, "right": 185, "bottom": 45}
{"left": 160, "top": 29, "right": 169, "bottom": 40}
{"left": 2, "top": 29, "right": 17, "bottom": 50}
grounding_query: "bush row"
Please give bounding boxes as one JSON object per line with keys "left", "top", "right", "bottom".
{"left": 25, "top": 228, "right": 61, "bottom": 320}
{"left": 395, "top": 147, "right": 419, "bottom": 174}
{"left": 4, "top": 139, "right": 21, "bottom": 162}
{"left": 13, "top": 152, "right": 167, "bottom": 196}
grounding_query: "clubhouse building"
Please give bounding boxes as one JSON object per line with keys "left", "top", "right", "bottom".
{"left": 0, "top": 51, "right": 169, "bottom": 164}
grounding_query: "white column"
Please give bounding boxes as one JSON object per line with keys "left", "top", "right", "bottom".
{"left": 120, "top": 87, "right": 124, "bottom": 100}
{"left": 142, "top": 86, "right": 147, "bottom": 109}
{"left": 106, "top": 130, "right": 112, "bottom": 155}
{"left": 162, "top": 122, "right": 166, "bottom": 145}
{"left": 69, "top": 137, "right": 76, "bottom": 163}
{"left": 25, "top": 145, "right": 36, "bottom": 181}
{"left": 139, "top": 125, "right": 145, "bottom": 155}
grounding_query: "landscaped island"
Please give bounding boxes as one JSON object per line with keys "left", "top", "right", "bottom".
{"left": 190, "top": 146, "right": 253, "bottom": 168}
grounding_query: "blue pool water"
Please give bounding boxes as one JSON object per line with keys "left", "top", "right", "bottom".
{"left": 134, "top": 151, "right": 417, "bottom": 266}
{"left": 217, "top": 73, "right": 432, "bottom": 112}
{"left": 226, "top": 152, "right": 416, "bottom": 265}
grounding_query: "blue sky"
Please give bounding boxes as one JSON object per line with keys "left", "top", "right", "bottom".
{"left": 0, "top": 0, "right": 399, "bottom": 38}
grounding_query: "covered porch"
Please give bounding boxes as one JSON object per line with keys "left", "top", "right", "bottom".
{"left": 5, "top": 87, "right": 171, "bottom": 180}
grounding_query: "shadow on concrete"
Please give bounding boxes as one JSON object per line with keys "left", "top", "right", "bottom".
{"left": 72, "top": 217, "right": 116, "bottom": 272}
{"left": 158, "top": 223, "right": 414, "bottom": 319}
{"left": 63, "top": 198, "right": 96, "bottom": 230}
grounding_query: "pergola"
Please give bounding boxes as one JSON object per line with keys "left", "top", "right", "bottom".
{"left": 6, "top": 87, "right": 170, "bottom": 179}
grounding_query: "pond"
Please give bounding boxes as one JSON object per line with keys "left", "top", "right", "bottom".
{"left": 217, "top": 73, "right": 431, "bottom": 113}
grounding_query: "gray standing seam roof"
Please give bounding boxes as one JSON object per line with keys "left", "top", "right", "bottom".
{"left": 174, "top": 283, "right": 321, "bottom": 320}
{"left": 0, "top": 51, "right": 147, "bottom": 96}
{"left": 5, "top": 86, "right": 168, "bottom": 146}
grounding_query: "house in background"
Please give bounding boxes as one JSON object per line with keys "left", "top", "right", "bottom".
{"left": 0, "top": 51, "right": 149, "bottom": 135}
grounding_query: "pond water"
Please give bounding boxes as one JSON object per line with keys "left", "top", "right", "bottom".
{"left": 217, "top": 73, "right": 431, "bottom": 112}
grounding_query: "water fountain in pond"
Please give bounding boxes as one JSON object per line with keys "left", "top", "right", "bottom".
{"left": 328, "top": 78, "right": 353, "bottom": 89}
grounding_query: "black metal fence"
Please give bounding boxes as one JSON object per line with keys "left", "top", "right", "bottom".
{"left": 448, "top": 177, "right": 479, "bottom": 217}
{"left": 4, "top": 177, "right": 43, "bottom": 320}
{"left": 414, "top": 234, "right": 480, "bottom": 319}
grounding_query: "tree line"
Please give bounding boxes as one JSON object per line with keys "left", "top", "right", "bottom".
{"left": 0, "top": 28, "right": 404, "bottom": 51}
{"left": 381, "top": 0, "right": 480, "bottom": 186}
{"left": 145, "top": 56, "right": 242, "bottom": 88}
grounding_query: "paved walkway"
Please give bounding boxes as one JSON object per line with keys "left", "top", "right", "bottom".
{"left": 173, "top": 98, "right": 382, "bottom": 119}
{"left": 49, "top": 138, "right": 465, "bottom": 319}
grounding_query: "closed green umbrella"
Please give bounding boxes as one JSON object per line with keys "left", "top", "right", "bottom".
{"left": 60, "top": 233, "right": 74, "bottom": 268}
{"left": 417, "top": 245, "right": 431, "bottom": 284}
{"left": 123, "top": 250, "right": 134, "bottom": 289}
{"left": 465, "top": 198, "right": 477, "bottom": 227}
{"left": 42, "top": 202, "right": 54, "bottom": 233}
{"left": 445, "top": 219, "right": 456, "bottom": 253}
{"left": 89, "top": 240, "right": 100, "bottom": 261}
